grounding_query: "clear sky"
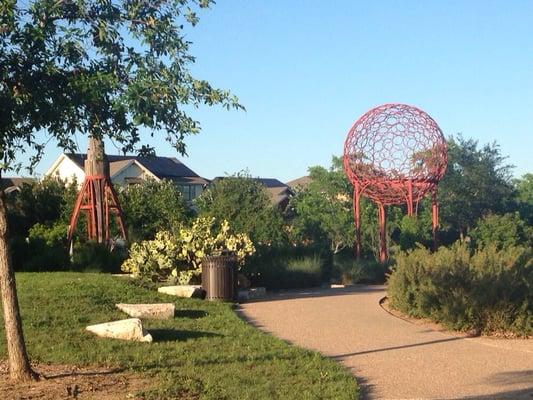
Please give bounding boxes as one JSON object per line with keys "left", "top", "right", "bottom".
{"left": 27, "top": 0, "right": 533, "bottom": 182}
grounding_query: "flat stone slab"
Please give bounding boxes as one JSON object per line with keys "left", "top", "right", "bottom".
{"left": 248, "top": 287, "right": 266, "bottom": 299}
{"left": 158, "top": 285, "right": 205, "bottom": 298}
{"left": 86, "top": 318, "right": 152, "bottom": 342}
{"left": 116, "top": 303, "right": 175, "bottom": 319}
{"left": 238, "top": 287, "right": 266, "bottom": 301}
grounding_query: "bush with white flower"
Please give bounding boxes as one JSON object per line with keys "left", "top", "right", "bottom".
{"left": 121, "top": 217, "right": 255, "bottom": 284}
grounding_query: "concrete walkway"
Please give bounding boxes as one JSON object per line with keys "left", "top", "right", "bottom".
{"left": 239, "top": 285, "right": 533, "bottom": 400}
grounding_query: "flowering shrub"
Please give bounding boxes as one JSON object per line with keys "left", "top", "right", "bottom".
{"left": 121, "top": 217, "right": 255, "bottom": 284}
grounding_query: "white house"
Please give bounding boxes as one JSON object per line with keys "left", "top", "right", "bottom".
{"left": 45, "top": 153, "right": 209, "bottom": 201}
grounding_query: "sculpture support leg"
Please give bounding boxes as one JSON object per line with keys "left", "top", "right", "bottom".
{"left": 67, "top": 177, "right": 127, "bottom": 246}
{"left": 377, "top": 203, "right": 387, "bottom": 263}
{"left": 432, "top": 189, "right": 439, "bottom": 251}
{"left": 353, "top": 183, "right": 361, "bottom": 259}
{"left": 407, "top": 180, "right": 414, "bottom": 216}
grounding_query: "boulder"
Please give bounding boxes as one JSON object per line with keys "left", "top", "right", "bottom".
{"left": 115, "top": 303, "right": 175, "bottom": 319}
{"left": 158, "top": 285, "right": 205, "bottom": 298}
{"left": 86, "top": 318, "right": 152, "bottom": 342}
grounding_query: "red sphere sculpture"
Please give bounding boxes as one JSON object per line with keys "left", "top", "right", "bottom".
{"left": 343, "top": 104, "right": 447, "bottom": 262}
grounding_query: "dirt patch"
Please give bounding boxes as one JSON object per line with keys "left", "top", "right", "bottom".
{"left": 0, "top": 361, "right": 152, "bottom": 400}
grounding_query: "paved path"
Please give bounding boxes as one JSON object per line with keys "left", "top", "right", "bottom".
{"left": 239, "top": 285, "right": 533, "bottom": 400}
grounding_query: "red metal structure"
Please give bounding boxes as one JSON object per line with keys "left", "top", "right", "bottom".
{"left": 343, "top": 104, "right": 447, "bottom": 262}
{"left": 67, "top": 137, "right": 127, "bottom": 245}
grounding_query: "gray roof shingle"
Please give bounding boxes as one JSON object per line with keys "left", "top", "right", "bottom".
{"left": 67, "top": 153, "right": 208, "bottom": 184}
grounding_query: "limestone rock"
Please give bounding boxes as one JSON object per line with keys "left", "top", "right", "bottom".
{"left": 248, "top": 287, "right": 266, "bottom": 299}
{"left": 115, "top": 303, "right": 175, "bottom": 319}
{"left": 86, "top": 318, "right": 152, "bottom": 342}
{"left": 238, "top": 287, "right": 266, "bottom": 301}
{"left": 158, "top": 285, "right": 205, "bottom": 298}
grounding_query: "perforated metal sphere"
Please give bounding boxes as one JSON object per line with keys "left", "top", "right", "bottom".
{"left": 343, "top": 104, "right": 447, "bottom": 205}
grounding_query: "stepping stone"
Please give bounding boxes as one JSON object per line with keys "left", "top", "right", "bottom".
{"left": 86, "top": 318, "right": 152, "bottom": 342}
{"left": 158, "top": 285, "right": 205, "bottom": 298}
{"left": 116, "top": 303, "right": 175, "bottom": 319}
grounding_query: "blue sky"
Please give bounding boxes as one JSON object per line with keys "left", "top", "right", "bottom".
{"left": 28, "top": 0, "right": 533, "bottom": 181}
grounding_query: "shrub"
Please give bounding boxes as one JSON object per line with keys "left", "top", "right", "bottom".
{"left": 118, "top": 179, "right": 191, "bottom": 241}
{"left": 121, "top": 217, "right": 255, "bottom": 284}
{"left": 71, "top": 241, "right": 127, "bottom": 273}
{"left": 20, "top": 222, "right": 70, "bottom": 271}
{"left": 195, "top": 172, "right": 286, "bottom": 247}
{"left": 387, "top": 243, "right": 532, "bottom": 337}
{"left": 12, "top": 222, "right": 127, "bottom": 272}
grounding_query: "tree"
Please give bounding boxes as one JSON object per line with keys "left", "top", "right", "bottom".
{"left": 0, "top": 0, "right": 241, "bottom": 381}
{"left": 438, "top": 136, "right": 515, "bottom": 241}
{"left": 118, "top": 179, "right": 191, "bottom": 241}
{"left": 195, "top": 173, "right": 285, "bottom": 247}
{"left": 6, "top": 177, "right": 77, "bottom": 238}
{"left": 514, "top": 173, "right": 533, "bottom": 225}
{"left": 290, "top": 157, "right": 355, "bottom": 254}
{"left": 469, "top": 212, "right": 530, "bottom": 250}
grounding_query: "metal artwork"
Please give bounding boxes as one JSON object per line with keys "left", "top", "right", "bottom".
{"left": 343, "top": 104, "right": 447, "bottom": 261}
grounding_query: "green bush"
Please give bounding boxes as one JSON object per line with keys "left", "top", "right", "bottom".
{"left": 387, "top": 243, "right": 532, "bottom": 337}
{"left": 118, "top": 179, "right": 191, "bottom": 241}
{"left": 71, "top": 241, "right": 126, "bottom": 273}
{"left": 12, "top": 222, "right": 126, "bottom": 273}
{"left": 17, "top": 222, "right": 70, "bottom": 271}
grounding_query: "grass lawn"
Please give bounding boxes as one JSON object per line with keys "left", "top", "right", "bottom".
{"left": 0, "top": 273, "right": 359, "bottom": 399}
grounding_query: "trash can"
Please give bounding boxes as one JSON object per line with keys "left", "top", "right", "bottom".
{"left": 202, "top": 254, "right": 237, "bottom": 301}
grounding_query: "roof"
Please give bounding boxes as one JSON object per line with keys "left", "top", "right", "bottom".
{"left": 287, "top": 176, "right": 312, "bottom": 189}
{"left": 255, "top": 178, "right": 289, "bottom": 189}
{"left": 0, "top": 177, "right": 35, "bottom": 193}
{"left": 212, "top": 176, "right": 293, "bottom": 207}
{"left": 266, "top": 186, "right": 293, "bottom": 206}
{"left": 66, "top": 153, "right": 208, "bottom": 185}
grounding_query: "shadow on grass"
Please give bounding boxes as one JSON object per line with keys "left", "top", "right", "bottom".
{"left": 44, "top": 367, "right": 124, "bottom": 379}
{"left": 174, "top": 309, "right": 208, "bottom": 319}
{"left": 149, "top": 329, "right": 222, "bottom": 342}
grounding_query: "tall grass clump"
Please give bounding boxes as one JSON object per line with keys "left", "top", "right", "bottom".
{"left": 387, "top": 243, "right": 532, "bottom": 337}
{"left": 246, "top": 247, "right": 326, "bottom": 289}
{"left": 333, "top": 255, "right": 391, "bottom": 284}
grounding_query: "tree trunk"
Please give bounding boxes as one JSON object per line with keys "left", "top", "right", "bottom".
{"left": 0, "top": 179, "right": 38, "bottom": 381}
{"left": 86, "top": 137, "right": 107, "bottom": 243}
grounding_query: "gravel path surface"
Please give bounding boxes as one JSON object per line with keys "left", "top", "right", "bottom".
{"left": 238, "top": 285, "right": 533, "bottom": 400}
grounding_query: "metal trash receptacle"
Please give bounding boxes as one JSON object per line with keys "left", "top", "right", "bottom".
{"left": 201, "top": 255, "right": 237, "bottom": 301}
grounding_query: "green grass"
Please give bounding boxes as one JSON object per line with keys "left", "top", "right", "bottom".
{"left": 0, "top": 272, "right": 359, "bottom": 399}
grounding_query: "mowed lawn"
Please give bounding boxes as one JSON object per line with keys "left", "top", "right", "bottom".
{"left": 0, "top": 273, "right": 358, "bottom": 399}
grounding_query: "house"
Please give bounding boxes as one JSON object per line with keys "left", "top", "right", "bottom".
{"left": 287, "top": 176, "right": 311, "bottom": 191}
{"left": 45, "top": 153, "right": 209, "bottom": 201}
{"left": 0, "top": 177, "right": 36, "bottom": 194}
{"left": 258, "top": 178, "right": 294, "bottom": 210}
